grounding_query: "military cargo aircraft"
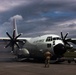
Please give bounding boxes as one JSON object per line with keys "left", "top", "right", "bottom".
{"left": 0, "top": 19, "right": 76, "bottom": 62}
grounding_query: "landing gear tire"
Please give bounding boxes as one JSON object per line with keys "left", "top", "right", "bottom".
{"left": 14, "top": 56, "right": 19, "bottom": 61}
{"left": 68, "top": 60, "right": 71, "bottom": 63}
{"left": 74, "top": 60, "right": 76, "bottom": 63}
{"left": 14, "top": 55, "right": 22, "bottom": 62}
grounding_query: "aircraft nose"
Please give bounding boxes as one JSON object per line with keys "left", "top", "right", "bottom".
{"left": 54, "top": 44, "right": 66, "bottom": 56}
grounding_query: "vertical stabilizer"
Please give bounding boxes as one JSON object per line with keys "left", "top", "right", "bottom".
{"left": 13, "top": 18, "right": 18, "bottom": 37}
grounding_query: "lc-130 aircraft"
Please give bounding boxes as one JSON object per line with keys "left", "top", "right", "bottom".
{"left": 0, "top": 19, "right": 76, "bottom": 62}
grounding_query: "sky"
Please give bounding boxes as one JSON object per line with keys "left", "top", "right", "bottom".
{"left": 0, "top": 0, "right": 76, "bottom": 38}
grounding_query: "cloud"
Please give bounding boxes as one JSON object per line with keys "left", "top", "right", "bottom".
{"left": 25, "top": 17, "right": 48, "bottom": 23}
{"left": 58, "top": 19, "right": 76, "bottom": 29}
{"left": 0, "top": 0, "right": 76, "bottom": 37}
{"left": 0, "top": 21, "right": 12, "bottom": 36}
{"left": 9, "top": 15, "right": 23, "bottom": 21}
{"left": 0, "top": 0, "right": 35, "bottom": 13}
{"left": 0, "top": 14, "right": 23, "bottom": 36}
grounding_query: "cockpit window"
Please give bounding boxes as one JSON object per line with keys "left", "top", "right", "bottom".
{"left": 46, "top": 37, "right": 61, "bottom": 41}
{"left": 46, "top": 37, "right": 52, "bottom": 42}
{"left": 53, "top": 37, "right": 61, "bottom": 40}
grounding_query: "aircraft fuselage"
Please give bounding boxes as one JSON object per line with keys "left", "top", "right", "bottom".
{"left": 16, "top": 34, "right": 66, "bottom": 60}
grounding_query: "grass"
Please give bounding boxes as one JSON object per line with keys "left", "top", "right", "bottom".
{"left": 64, "top": 51, "right": 76, "bottom": 58}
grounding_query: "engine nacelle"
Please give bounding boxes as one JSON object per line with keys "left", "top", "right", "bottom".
{"left": 18, "top": 48, "right": 30, "bottom": 57}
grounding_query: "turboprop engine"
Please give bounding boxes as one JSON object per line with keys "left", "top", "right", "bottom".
{"left": 18, "top": 48, "right": 30, "bottom": 57}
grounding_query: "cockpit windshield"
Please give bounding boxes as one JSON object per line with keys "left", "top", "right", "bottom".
{"left": 46, "top": 37, "right": 61, "bottom": 42}
{"left": 53, "top": 37, "right": 61, "bottom": 40}
{"left": 46, "top": 37, "right": 52, "bottom": 41}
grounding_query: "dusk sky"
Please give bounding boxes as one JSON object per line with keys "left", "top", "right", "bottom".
{"left": 0, "top": 0, "right": 76, "bottom": 38}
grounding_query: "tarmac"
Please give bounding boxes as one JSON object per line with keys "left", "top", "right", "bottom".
{"left": 0, "top": 60, "right": 76, "bottom": 75}
{"left": 0, "top": 46, "right": 76, "bottom": 75}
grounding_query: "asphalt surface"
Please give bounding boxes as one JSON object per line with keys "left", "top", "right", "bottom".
{"left": 0, "top": 46, "right": 76, "bottom": 75}
{"left": 0, "top": 61, "right": 76, "bottom": 75}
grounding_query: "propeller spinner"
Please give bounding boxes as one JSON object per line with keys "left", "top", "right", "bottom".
{"left": 5, "top": 29, "right": 22, "bottom": 51}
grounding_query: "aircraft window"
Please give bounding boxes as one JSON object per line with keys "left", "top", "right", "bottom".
{"left": 53, "top": 38, "right": 56, "bottom": 40}
{"left": 46, "top": 37, "right": 52, "bottom": 42}
{"left": 47, "top": 44, "right": 51, "bottom": 48}
{"left": 53, "top": 37, "right": 61, "bottom": 40}
{"left": 58, "top": 38, "right": 61, "bottom": 40}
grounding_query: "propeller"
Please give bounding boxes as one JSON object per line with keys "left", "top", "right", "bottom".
{"left": 61, "top": 32, "right": 70, "bottom": 46}
{"left": 5, "top": 29, "right": 22, "bottom": 51}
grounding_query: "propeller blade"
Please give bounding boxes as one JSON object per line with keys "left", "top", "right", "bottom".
{"left": 61, "top": 32, "right": 64, "bottom": 40}
{"left": 60, "top": 32, "right": 70, "bottom": 46}
{"left": 66, "top": 42, "right": 70, "bottom": 46}
{"left": 6, "top": 32, "right": 12, "bottom": 40}
{"left": 64, "top": 33, "right": 68, "bottom": 39}
{"left": 5, "top": 42, "right": 11, "bottom": 48}
{"left": 6, "top": 31, "right": 22, "bottom": 52}
{"left": 15, "top": 42, "right": 20, "bottom": 48}
{"left": 15, "top": 33, "right": 22, "bottom": 40}
{"left": 12, "top": 45, "right": 14, "bottom": 51}
{"left": 64, "top": 41, "right": 70, "bottom": 46}
{"left": 15, "top": 40, "right": 23, "bottom": 42}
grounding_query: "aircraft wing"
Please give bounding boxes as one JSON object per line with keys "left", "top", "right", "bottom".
{"left": 0, "top": 37, "right": 10, "bottom": 44}
{"left": 0, "top": 37, "right": 31, "bottom": 44}
{"left": 66, "top": 38, "right": 76, "bottom": 44}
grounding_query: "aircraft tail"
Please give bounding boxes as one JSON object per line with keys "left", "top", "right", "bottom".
{"left": 13, "top": 18, "right": 18, "bottom": 37}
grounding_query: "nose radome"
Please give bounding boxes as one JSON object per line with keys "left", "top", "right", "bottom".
{"left": 54, "top": 44, "right": 66, "bottom": 56}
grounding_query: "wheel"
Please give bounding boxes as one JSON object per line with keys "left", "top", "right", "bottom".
{"left": 68, "top": 60, "right": 71, "bottom": 63}
{"left": 74, "top": 60, "right": 76, "bottom": 63}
